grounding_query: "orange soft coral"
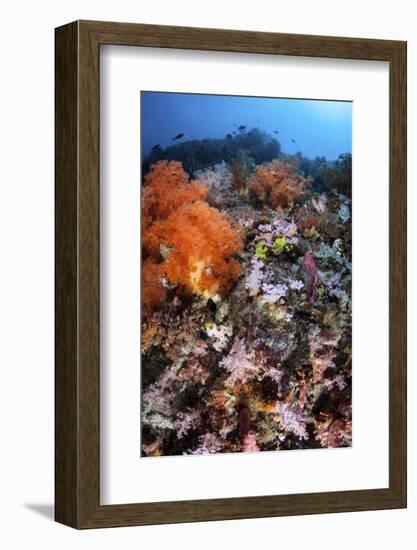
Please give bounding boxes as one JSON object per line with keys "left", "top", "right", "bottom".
{"left": 249, "top": 159, "right": 308, "bottom": 210}
{"left": 149, "top": 201, "right": 242, "bottom": 298}
{"left": 142, "top": 161, "right": 243, "bottom": 304}
{"left": 297, "top": 215, "right": 320, "bottom": 238}
{"left": 142, "top": 160, "right": 207, "bottom": 221}
{"left": 142, "top": 160, "right": 207, "bottom": 257}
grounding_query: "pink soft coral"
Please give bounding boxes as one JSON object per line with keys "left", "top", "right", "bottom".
{"left": 315, "top": 418, "right": 352, "bottom": 448}
{"left": 242, "top": 432, "right": 260, "bottom": 452}
{"left": 308, "top": 327, "right": 341, "bottom": 384}
{"left": 220, "top": 337, "right": 260, "bottom": 387}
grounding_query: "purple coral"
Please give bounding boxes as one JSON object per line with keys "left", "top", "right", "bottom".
{"left": 245, "top": 257, "right": 265, "bottom": 295}
{"left": 288, "top": 278, "right": 304, "bottom": 291}
{"left": 186, "top": 433, "right": 223, "bottom": 455}
{"left": 327, "top": 272, "right": 342, "bottom": 297}
{"left": 276, "top": 402, "right": 308, "bottom": 440}
{"left": 245, "top": 257, "right": 292, "bottom": 306}
{"left": 303, "top": 251, "right": 320, "bottom": 303}
{"left": 256, "top": 219, "right": 299, "bottom": 246}
{"left": 175, "top": 409, "right": 201, "bottom": 438}
{"left": 260, "top": 282, "right": 288, "bottom": 304}
{"left": 324, "top": 374, "right": 347, "bottom": 391}
{"left": 220, "top": 337, "right": 260, "bottom": 386}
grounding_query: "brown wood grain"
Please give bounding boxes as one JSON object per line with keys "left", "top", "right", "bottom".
{"left": 55, "top": 20, "right": 407, "bottom": 529}
{"left": 55, "top": 21, "right": 79, "bottom": 527}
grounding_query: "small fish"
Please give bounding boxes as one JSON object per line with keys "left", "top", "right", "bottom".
{"left": 151, "top": 144, "right": 161, "bottom": 151}
{"left": 291, "top": 139, "right": 296, "bottom": 143}
{"left": 238, "top": 125, "right": 247, "bottom": 131}
{"left": 226, "top": 133, "right": 232, "bottom": 139}
{"left": 172, "top": 133, "right": 184, "bottom": 141}
{"left": 273, "top": 130, "right": 279, "bottom": 134}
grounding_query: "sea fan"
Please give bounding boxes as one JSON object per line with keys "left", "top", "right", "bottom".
{"left": 303, "top": 251, "right": 320, "bottom": 303}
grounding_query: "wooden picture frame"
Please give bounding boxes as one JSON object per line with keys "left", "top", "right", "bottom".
{"left": 55, "top": 20, "right": 407, "bottom": 528}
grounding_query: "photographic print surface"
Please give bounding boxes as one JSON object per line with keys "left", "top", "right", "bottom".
{"left": 141, "top": 92, "right": 352, "bottom": 457}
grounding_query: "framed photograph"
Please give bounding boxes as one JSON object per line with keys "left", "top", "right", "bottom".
{"left": 55, "top": 20, "right": 407, "bottom": 528}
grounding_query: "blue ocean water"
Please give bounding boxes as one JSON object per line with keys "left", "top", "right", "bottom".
{"left": 141, "top": 91, "right": 352, "bottom": 161}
